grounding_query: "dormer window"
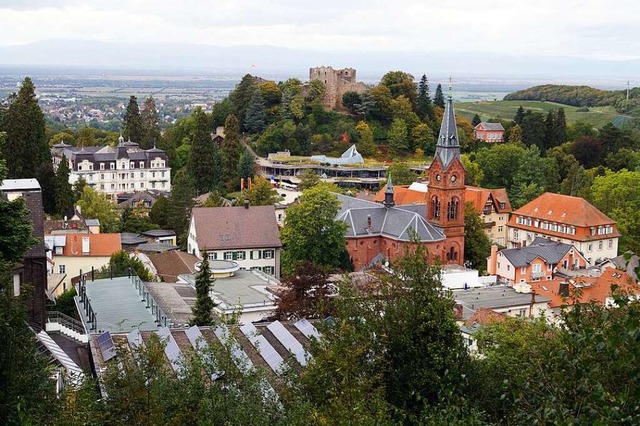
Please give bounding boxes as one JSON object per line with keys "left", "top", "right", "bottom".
{"left": 100, "top": 163, "right": 105, "bottom": 170}
{"left": 110, "top": 163, "right": 115, "bottom": 170}
{"left": 130, "top": 162, "right": 135, "bottom": 169}
{"left": 139, "top": 162, "right": 144, "bottom": 168}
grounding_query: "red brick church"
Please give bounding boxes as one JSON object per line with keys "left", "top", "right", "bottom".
{"left": 337, "top": 90, "right": 466, "bottom": 269}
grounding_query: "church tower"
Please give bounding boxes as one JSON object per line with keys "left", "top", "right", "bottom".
{"left": 428, "top": 84, "right": 466, "bottom": 265}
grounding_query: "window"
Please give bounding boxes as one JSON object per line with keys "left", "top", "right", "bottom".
{"left": 498, "top": 226, "right": 504, "bottom": 232}
{"left": 532, "top": 264, "right": 541, "bottom": 273}
{"left": 110, "top": 163, "right": 115, "bottom": 170}
{"left": 507, "top": 265, "right": 511, "bottom": 271}
{"left": 587, "top": 243, "right": 593, "bottom": 252}
{"left": 130, "top": 173, "right": 134, "bottom": 178}
{"left": 518, "top": 308, "right": 527, "bottom": 317}
{"left": 598, "top": 241, "right": 603, "bottom": 250}
{"left": 262, "top": 266, "right": 275, "bottom": 276}
{"left": 130, "top": 162, "right": 135, "bottom": 169}
{"left": 608, "top": 239, "right": 613, "bottom": 249}
{"left": 224, "top": 251, "right": 245, "bottom": 261}
{"left": 447, "top": 197, "right": 460, "bottom": 221}
{"left": 58, "top": 265, "right": 66, "bottom": 274}
{"left": 263, "top": 249, "right": 274, "bottom": 259}
{"left": 208, "top": 253, "right": 218, "bottom": 261}
{"left": 431, "top": 196, "right": 440, "bottom": 219}
{"left": 100, "top": 163, "right": 105, "bottom": 170}
{"left": 78, "top": 164, "right": 82, "bottom": 171}
{"left": 140, "top": 162, "right": 145, "bottom": 168}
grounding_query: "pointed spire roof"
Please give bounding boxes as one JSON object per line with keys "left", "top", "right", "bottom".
{"left": 383, "top": 173, "right": 395, "bottom": 208}
{"left": 385, "top": 173, "right": 394, "bottom": 194}
{"left": 434, "top": 82, "right": 460, "bottom": 169}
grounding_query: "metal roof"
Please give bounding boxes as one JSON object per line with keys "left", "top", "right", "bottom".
{"left": 0, "top": 178, "right": 41, "bottom": 191}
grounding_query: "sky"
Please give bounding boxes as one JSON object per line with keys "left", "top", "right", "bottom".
{"left": 1, "top": 0, "right": 639, "bottom": 61}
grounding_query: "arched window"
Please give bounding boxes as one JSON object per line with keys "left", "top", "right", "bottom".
{"left": 447, "top": 197, "right": 460, "bottom": 220}
{"left": 431, "top": 196, "right": 440, "bottom": 219}
{"left": 449, "top": 246, "right": 456, "bottom": 262}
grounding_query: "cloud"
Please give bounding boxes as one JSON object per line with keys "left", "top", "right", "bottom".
{"left": 0, "top": 0, "right": 638, "bottom": 61}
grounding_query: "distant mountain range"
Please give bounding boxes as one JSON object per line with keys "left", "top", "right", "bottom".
{"left": 1, "top": 39, "right": 639, "bottom": 86}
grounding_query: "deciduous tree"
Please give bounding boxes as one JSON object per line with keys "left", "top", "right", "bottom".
{"left": 281, "top": 186, "right": 347, "bottom": 274}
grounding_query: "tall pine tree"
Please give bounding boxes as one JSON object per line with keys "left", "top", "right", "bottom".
{"left": 244, "top": 90, "right": 267, "bottom": 134}
{"left": 222, "top": 114, "right": 242, "bottom": 190}
{"left": 416, "top": 74, "right": 434, "bottom": 121}
{"left": 514, "top": 106, "right": 525, "bottom": 125}
{"left": 237, "top": 149, "right": 255, "bottom": 183}
{"left": 123, "top": 95, "right": 143, "bottom": 143}
{"left": 54, "top": 154, "right": 74, "bottom": 216}
{"left": 140, "top": 96, "right": 161, "bottom": 149}
{"left": 189, "top": 108, "right": 217, "bottom": 195}
{"left": 168, "top": 170, "right": 195, "bottom": 250}
{"left": 190, "top": 251, "right": 216, "bottom": 326}
{"left": 1, "top": 77, "right": 49, "bottom": 179}
{"left": 472, "top": 113, "right": 482, "bottom": 127}
{"left": 433, "top": 83, "right": 445, "bottom": 109}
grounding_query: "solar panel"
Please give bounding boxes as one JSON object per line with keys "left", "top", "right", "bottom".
{"left": 214, "top": 324, "right": 253, "bottom": 374}
{"left": 157, "top": 327, "right": 184, "bottom": 373}
{"left": 293, "top": 318, "right": 321, "bottom": 340}
{"left": 267, "top": 321, "right": 310, "bottom": 366}
{"left": 97, "top": 331, "right": 117, "bottom": 362}
{"left": 240, "top": 323, "right": 285, "bottom": 374}
{"left": 185, "top": 326, "right": 223, "bottom": 380}
{"left": 127, "top": 329, "right": 144, "bottom": 351}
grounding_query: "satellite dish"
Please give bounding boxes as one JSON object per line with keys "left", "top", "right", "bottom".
{"left": 194, "top": 261, "right": 202, "bottom": 272}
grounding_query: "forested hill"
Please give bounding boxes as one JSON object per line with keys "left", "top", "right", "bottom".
{"left": 504, "top": 84, "right": 631, "bottom": 108}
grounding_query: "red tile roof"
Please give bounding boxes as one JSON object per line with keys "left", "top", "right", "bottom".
{"left": 61, "top": 233, "right": 121, "bottom": 257}
{"left": 372, "top": 185, "right": 427, "bottom": 205}
{"left": 192, "top": 205, "right": 282, "bottom": 250}
{"left": 530, "top": 267, "right": 640, "bottom": 308}
{"left": 512, "top": 192, "right": 616, "bottom": 228}
{"left": 149, "top": 250, "right": 199, "bottom": 283}
{"left": 464, "top": 308, "right": 506, "bottom": 327}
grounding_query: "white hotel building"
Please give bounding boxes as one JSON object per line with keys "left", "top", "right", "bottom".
{"left": 51, "top": 136, "right": 171, "bottom": 199}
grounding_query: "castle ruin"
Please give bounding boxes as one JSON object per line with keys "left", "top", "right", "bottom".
{"left": 309, "top": 66, "right": 368, "bottom": 110}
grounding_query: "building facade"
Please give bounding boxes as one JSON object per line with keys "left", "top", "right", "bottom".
{"left": 474, "top": 122, "right": 505, "bottom": 142}
{"left": 187, "top": 204, "right": 282, "bottom": 278}
{"left": 507, "top": 192, "right": 620, "bottom": 265}
{"left": 51, "top": 136, "right": 171, "bottom": 199}
{"left": 488, "top": 238, "right": 589, "bottom": 285}
{"left": 0, "top": 179, "right": 48, "bottom": 327}
{"left": 465, "top": 186, "right": 512, "bottom": 246}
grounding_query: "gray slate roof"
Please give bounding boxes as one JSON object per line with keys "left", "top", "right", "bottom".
{"left": 477, "top": 122, "right": 505, "bottom": 131}
{"left": 500, "top": 237, "right": 573, "bottom": 267}
{"left": 434, "top": 95, "right": 460, "bottom": 169}
{"left": 335, "top": 194, "right": 445, "bottom": 242}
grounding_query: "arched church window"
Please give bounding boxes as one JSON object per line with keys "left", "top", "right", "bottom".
{"left": 431, "top": 196, "right": 440, "bottom": 219}
{"left": 447, "top": 197, "right": 460, "bottom": 220}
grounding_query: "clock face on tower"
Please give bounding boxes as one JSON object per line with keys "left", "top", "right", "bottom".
{"left": 450, "top": 174, "right": 457, "bottom": 183}
{"left": 436, "top": 174, "right": 442, "bottom": 181}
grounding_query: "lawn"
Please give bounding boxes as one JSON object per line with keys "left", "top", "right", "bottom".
{"left": 456, "top": 100, "right": 629, "bottom": 128}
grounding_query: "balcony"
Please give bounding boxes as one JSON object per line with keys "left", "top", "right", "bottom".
{"left": 531, "top": 271, "right": 545, "bottom": 279}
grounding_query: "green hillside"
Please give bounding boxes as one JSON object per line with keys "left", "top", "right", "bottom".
{"left": 456, "top": 100, "right": 629, "bottom": 128}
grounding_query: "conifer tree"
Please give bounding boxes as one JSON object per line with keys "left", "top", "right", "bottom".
{"left": 123, "top": 95, "right": 143, "bottom": 143}
{"left": 433, "top": 83, "right": 445, "bottom": 109}
{"left": 1, "top": 77, "right": 49, "bottom": 179}
{"left": 189, "top": 108, "right": 217, "bottom": 195}
{"left": 140, "top": 96, "right": 161, "bottom": 149}
{"left": 237, "top": 149, "right": 255, "bottom": 183}
{"left": 228, "top": 74, "right": 257, "bottom": 129}
{"left": 244, "top": 90, "right": 267, "bottom": 134}
{"left": 472, "top": 113, "right": 482, "bottom": 127}
{"left": 168, "top": 170, "right": 195, "bottom": 250}
{"left": 416, "top": 74, "right": 434, "bottom": 121}
{"left": 555, "top": 108, "right": 567, "bottom": 145}
{"left": 222, "top": 114, "right": 242, "bottom": 189}
{"left": 54, "top": 154, "right": 74, "bottom": 216}
{"left": 514, "top": 106, "right": 525, "bottom": 125}
{"left": 190, "top": 251, "right": 216, "bottom": 326}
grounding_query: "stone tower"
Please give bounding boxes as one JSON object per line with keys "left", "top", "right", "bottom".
{"left": 309, "top": 66, "right": 367, "bottom": 110}
{"left": 427, "top": 86, "right": 466, "bottom": 265}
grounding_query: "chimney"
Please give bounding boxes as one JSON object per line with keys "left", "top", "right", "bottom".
{"left": 487, "top": 244, "right": 499, "bottom": 275}
{"left": 244, "top": 199, "right": 250, "bottom": 209}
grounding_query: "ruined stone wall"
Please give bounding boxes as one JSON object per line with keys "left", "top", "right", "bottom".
{"left": 310, "top": 66, "right": 367, "bottom": 109}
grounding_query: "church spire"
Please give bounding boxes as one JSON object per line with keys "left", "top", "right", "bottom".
{"left": 434, "top": 81, "right": 460, "bottom": 169}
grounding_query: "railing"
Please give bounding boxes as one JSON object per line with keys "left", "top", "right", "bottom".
{"left": 47, "top": 311, "right": 86, "bottom": 336}
{"left": 530, "top": 271, "right": 545, "bottom": 279}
